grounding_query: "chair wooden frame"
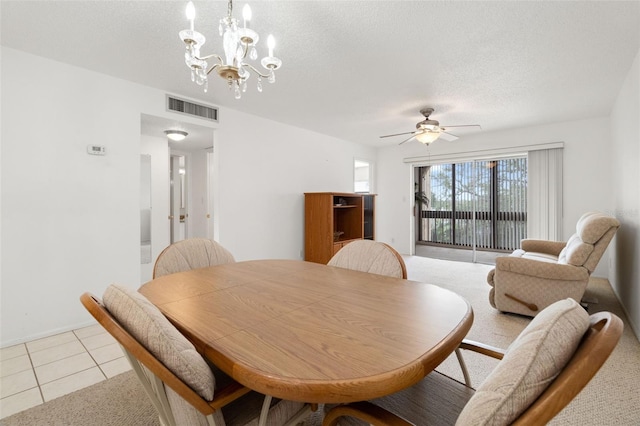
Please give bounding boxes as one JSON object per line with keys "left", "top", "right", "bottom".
{"left": 323, "top": 311, "right": 623, "bottom": 426}
{"left": 80, "top": 293, "right": 311, "bottom": 426}
{"left": 384, "top": 242, "right": 408, "bottom": 279}
{"left": 380, "top": 242, "right": 408, "bottom": 279}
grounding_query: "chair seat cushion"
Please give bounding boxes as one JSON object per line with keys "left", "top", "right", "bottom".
{"left": 103, "top": 284, "right": 216, "bottom": 401}
{"left": 456, "top": 298, "right": 589, "bottom": 425}
{"left": 510, "top": 249, "right": 558, "bottom": 263}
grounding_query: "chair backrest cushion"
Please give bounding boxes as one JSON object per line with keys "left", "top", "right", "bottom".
{"left": 557, "top": 212, "right": 620, "bottom": 271}
{"left": 558, "top": 233, "right": 594, "bottom": 266}
{"left": 456, "top": 298, "right": 589, "bottom": 426}
{"left": 327, "top": 240, "right": 406, "bottom": 278}
{"left": 154, "top": 238, "right": 235, "bottom": 278}
{"left": 576, "top": 212, "right": 619, "bottom": 244}
{"left": 103, "top": 284, "right": 215, "bottom": 401}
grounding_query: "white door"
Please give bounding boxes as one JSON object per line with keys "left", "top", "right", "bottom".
{"left": 170, "top": 155, "right": 186, "bottom": 243}
{"left": 206, "top": 150, "right": 214, "bottom": 240}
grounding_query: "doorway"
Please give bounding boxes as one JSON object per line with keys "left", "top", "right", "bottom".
{"left": 140, "top": 114, "right": 215, "bottom": 282}
{"left": 169, "top": 148, "right": 214, "bottom": 244}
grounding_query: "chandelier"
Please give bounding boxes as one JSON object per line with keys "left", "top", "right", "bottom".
{"left": 179, "top": 0, "right": 282, "bottom": 99}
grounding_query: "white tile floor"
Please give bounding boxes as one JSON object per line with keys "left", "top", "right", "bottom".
{"left": 0, "top": 324, "right": 131, "bottom": 419}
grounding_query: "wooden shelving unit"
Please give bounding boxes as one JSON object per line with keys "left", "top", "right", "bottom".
{"left": 304, "top": 192, "right": 376, "bottom": 264}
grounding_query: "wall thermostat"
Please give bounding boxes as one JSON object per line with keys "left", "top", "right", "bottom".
{"left": 87, "top": 145, "right": 106, "bottom": 156}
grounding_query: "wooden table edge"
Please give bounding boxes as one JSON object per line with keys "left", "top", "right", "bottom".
{"left": 206, "top": 304, "right": 474, "bottom": 403}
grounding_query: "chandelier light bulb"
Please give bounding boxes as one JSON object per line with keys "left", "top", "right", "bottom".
{"left": 186, "top": 1, "right": 195, "bottom": 30}
{"left": 242, "top": 4, "right": 252, "bottom": 27}
{"left": 267, "top": 34, "right": 275, "bottom": 57}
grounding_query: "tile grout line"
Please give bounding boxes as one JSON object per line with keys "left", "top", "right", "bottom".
{"left": 1, "top": 327, "right": 123, "bottom": 418}
{"left": 23, "top": 342, "right": 45, "bottom": 407}
{"left": 73, "top": 329, "right": 108, "bottom": 382}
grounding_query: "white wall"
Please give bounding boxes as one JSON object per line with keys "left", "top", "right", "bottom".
{"left": 214, "top": 109, "right": 375, "bottom": 261}
{"left": 2, "top": 48, "right": 150, "bottom": 345}
{"left": 376, "top": 116, "right": 614, "bottom": 277}
{"left": 610, "top": 48, "right": 640, "bottom": 337}
{"left": 0, "top": 47, "right": 376, "bottom": 346}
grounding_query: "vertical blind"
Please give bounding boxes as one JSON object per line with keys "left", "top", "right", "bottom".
{"left": 527, "top": 148, "right": 564, "bottom": 240}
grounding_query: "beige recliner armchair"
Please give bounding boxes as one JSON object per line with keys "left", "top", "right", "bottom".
{"left": 487, "top": 212, "right": 620, "bottom": 317}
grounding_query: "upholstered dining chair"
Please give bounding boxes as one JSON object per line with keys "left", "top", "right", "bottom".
{"left": 80, "top": 285, "right": 312, "bottom": 426}
{"left": 327, "top": 240, "right": 407, "bottom": 279}
{"left": 153, "top": 238, "right": 236, "bottom": 278}
{"left": 323, "top": 298, "right": 623, "bottom": 426}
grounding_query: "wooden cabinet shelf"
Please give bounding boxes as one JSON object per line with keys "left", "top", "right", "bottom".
{"left": 304, "top": 192, "right": 376, "bottom": 264}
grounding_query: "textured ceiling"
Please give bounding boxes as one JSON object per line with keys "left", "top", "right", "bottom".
{"left": 2, "top": 1, "right": 639, "bottom": 149}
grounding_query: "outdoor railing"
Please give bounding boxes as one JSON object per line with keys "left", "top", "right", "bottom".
{"left": 418, "top": 210, "right": 527, "bottom": 252}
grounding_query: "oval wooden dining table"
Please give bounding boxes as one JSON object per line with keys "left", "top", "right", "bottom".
{"left": 139, "top": 259, "right": 473, "bottom": 404}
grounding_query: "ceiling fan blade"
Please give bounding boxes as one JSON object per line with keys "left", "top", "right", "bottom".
{"left": 398, "top": 134, "right": 416, "bottom": 145}
{"left": 380, "top": 131, "right": 416, "bottom": 138}
{"left": 439, "top": 131, "right": 459, "bottom": 142}
{"left": 441, "top": 124, "right": 482, "bottom": 129}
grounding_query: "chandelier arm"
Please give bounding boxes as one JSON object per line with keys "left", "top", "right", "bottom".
{"left": 205, "top": 63, "right": 222, "bottom": 76}
{"left": 241, "top": 41, "right": 250, "bottom": 60}
{"left": 195, "top": 53, "right": 224, "bottom": 62}
{"left": 241, "top": 63, "right": 272, "bottom": 79}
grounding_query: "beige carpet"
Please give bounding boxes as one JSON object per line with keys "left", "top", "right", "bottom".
{"left": 0, "top": 370, "right": 159, "bottom": 426}
{"left": 2, "top": 256, "right": 638, "bottom": 425}
{"left": 404, "top": 256, "right": 640, "bottom": 426}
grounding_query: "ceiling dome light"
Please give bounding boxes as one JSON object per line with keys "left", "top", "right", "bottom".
{"left": 164, "top": 130, "right": 188, "bottom": 141}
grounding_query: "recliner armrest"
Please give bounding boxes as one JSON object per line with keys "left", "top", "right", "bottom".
{"left": 495, "top": 257, "right": 589, "bottom": 281}
{"left": 520, "top": 239, "right": 566, "bottom": 256}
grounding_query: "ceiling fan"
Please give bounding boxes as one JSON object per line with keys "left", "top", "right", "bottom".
{"left": 380, "top": 108, "right": 481, "bottom": 145}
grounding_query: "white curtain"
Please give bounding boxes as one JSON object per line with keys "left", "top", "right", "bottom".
{"left": 527, "top": 148, "right": 563, "bottom": 240}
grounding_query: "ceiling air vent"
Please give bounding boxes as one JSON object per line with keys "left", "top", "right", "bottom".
{"left": 166, "top": 95, "right": 218, "bottom": 122}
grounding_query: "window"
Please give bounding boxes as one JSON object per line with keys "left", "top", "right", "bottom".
{"left": 416, "top": 157, "right": 527, "bottom": 252}
{"left": 354, "top": 159, "right": 371, "bottom": 193}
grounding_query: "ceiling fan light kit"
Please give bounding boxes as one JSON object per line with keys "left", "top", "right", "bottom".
{"left": 415, "top": 130, "right": 441, "bottom": 144}
{"left": 179, "top": 0, "right": 282, "bottom": 99}
{"left": 380, "top": 107, "right": 481, "bottom": 146}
